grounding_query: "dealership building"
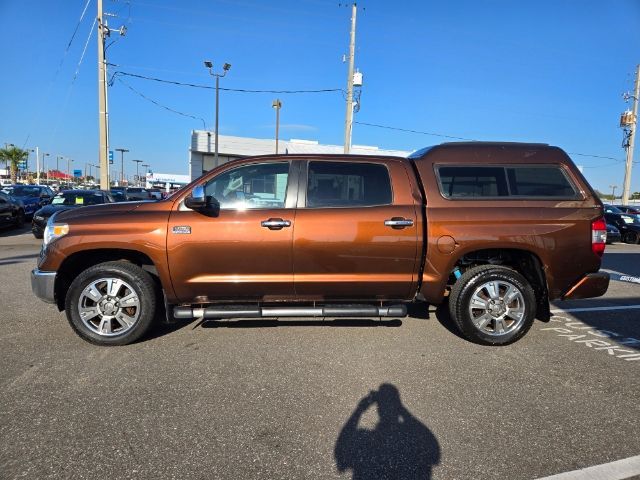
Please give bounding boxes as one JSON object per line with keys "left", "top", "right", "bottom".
{"left": 189, "top": 130, "right": 411, "bottom": 180}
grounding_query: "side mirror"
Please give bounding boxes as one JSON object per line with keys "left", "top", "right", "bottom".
{"left": 184, "top": 186, "right": 220, "bottom": 215}
{"left": 185, "top": 185, "right": 207, "bottom": 209}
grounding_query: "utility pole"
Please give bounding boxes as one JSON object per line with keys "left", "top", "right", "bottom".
{"left": 115, "top": 148, "right": 129, "bottom": 185}
{"left": 204, "top": 60, "right": 231, "bottom": 165}
{"left": 343, "top": 3, "right": 357, "bottom": 154}
{"left": 97, "top": 0, "right": 110, "bottom": 190}
{"left": 622, "top": 64, "right": 640, "bottom": 206}
{"left": 272, "top": 99, "right": 282, "bottom": 154}
{"left": 132, "top": 159, "right": 143, "bottom": 186}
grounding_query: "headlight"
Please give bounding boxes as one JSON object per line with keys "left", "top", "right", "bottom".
{"left": 43, "top": 214, "right": 69, "bottom": 246}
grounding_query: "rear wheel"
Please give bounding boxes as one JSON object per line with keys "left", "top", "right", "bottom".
{"left": 14, "top": 209, "right": 25, "bottom": 228}
{"left": 65, "top": 261, "right": 157, "bottom": 346}
{"left": 623, "top": 231, "right": 640, "bottom": 244}
{"left": 448, "top": 265, "right": 536, "bottom": 345}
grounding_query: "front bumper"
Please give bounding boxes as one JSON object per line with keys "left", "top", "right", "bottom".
{"left": 31, "top": 269, "right": 56, "bottom": 303}
{"left": 562, "top": 272, "right": 610, "bottom": 300}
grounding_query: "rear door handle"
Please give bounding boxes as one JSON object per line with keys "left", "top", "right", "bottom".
{"left": 261, "top": 218, "right": 292, "bottom": 230}
{"left": 384, "top": 217, "right": 414, "bottom": 229}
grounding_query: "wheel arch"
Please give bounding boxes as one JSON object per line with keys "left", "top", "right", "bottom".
{"left": 447, "top": 247, "right": 550, "bottom": 322}
{"left": 55, "top": 249, "right": 164, "bottom": 311}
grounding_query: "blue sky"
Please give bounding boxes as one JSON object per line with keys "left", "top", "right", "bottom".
{"left": 1, "top": 0, "right": 639, "bottom": 193}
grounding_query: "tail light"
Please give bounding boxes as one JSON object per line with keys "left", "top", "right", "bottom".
{"left": 591, "top": 217, "right": 607, "bottom": 257}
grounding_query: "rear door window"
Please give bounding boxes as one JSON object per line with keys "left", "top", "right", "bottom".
{"left": 436, "top": 165, "right": 578, "bottom": 199}
{"left": 306, "top": 161, "right": 392, "bottom": 207}
{"left": 437, "top": 166, "right": 508, "bottom": 198}
{"left": 506, "top": 167, "right": 577, "bottom": 197}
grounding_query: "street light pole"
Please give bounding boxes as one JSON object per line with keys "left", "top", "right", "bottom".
{"left": 132, "top": 159, "right": 143, "bottom": 186}
{"left": 272, "top": 99, "right": 282, "bottom": 154}
{"left": 67, "top": 158, "right": 74, "bottom": 183}
{"left": 610, "top": 184, "right": 618, "bottom": 200}
{"left": 41, "top": 152, "right": 49, "bottom": 183}
{"left": 204, "top": 60, "right": 231, "bottom": 165}
{"left": 115, "top": 148, "right": 129, "bottom": 185}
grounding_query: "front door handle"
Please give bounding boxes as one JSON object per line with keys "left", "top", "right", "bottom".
{"left": 384, "top": 217, "right": 414, "bottom": 229}
{"left": 261, "top": 218, "right": 292, "bottom": 230}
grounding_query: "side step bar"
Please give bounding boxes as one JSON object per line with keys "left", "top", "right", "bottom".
{"left": 173, "top": 304, "right": 407, "bottom": 320}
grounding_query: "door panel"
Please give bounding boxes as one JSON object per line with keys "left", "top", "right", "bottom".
{"left": 293, "top": 159, "right": 420, "bottom": 300}
{"left": 167, "top": 208, "right": 295, "bottom": 302}
{"left": 167, "top": 161, "right": 296, "bottom": 303}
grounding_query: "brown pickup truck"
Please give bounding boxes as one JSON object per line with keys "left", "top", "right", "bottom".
{"left": 31, "top": 142, "right": 610, "bottom": 346}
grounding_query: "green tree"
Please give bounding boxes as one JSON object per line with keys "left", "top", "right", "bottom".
{"left": 0, "top": 145, "right": 28, "bottom": 183}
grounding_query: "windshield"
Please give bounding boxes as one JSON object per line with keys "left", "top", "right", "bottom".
{"left": 51, "top": 192, "right": 104, "bottom": 206}
{"left": 604, "top": 205, "right": 623, "bottom": 214}
{"left": 12, "top": 186, "right": 41, "bottom": 197}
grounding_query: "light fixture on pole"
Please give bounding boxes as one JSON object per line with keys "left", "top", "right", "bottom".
{"left": 204, "top": 60, "right": 231, "bottom": 165}
{"left": 272, "top": 99, "right": 282, "bottom": 154}
{"left": 115, "top": 148, "right": 129, "bottom": 185}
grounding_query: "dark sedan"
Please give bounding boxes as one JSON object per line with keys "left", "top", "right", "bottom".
{"left": 10, "top": 185, "right": 54, "bottom": 218}
{"left": 614, "top": 204, "right": 640, "bottom": 220}
{"left": 604, "top": 205, "right": 640, "bottom": 244}
{"left": 606, "top": 223, "right": 621, "bottom": 244}
{"left": 31, "top": 190, "right": 114, "bottom": 239}
{"left": 0, "top": 190, "right": 26, "bottom": 229}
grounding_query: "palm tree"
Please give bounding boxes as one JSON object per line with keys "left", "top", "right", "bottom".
{"left": 0, "top": 145, "right": 28, "bottom": 183}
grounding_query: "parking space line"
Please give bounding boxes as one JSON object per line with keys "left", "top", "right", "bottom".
{"left": 550, "top": 305, "right": 640, "bottom": 314}
{"left": 535, "top": 454, "right": 640, "bottom": 480}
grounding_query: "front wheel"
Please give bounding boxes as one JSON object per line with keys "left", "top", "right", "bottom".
{"left": 65, "top": 261, "right": 157, "bottom": 346}
{"left": 448, "top": 265, "right": 536, "bottom": 345}
{"left": 623, "top": 231, "right": 640, "bottom": 244}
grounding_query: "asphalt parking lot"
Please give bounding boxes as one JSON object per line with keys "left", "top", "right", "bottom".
{"left": 1, "top": 226, "right": 639, "bottom": 480}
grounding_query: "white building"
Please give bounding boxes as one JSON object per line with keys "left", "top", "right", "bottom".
{"left": 189, "top": 130, "right": 411, "bottom": 181}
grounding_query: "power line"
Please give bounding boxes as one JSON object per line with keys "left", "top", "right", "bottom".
{"left": 355, "top": 120, "right": 629, "bottom": 166}
{"left": 354, "top": 121, "right": 475, "bottom": 141}
{"left": 108, "top": 69, "right": 343, "bottom": 94}
{"left": 116, "top": 77, "right": 207, "bottom": 129}
{"left": 22, "top": 0, "right": 93, "bottom": 148}
{"left": 49, "top": 18, "right": 98, "bottom": 144}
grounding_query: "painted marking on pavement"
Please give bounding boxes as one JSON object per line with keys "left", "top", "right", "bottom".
{"left": 535, "top": 454, "right": 640, "bottom": 480}
{"left": 550, "top": 305, "right": 640, "bottom": 314}
{"left": 541, "top": 309, "right": 640, "bottom": 361}
{"left": 602, "top": 269, "right": 640, "bottom": 285}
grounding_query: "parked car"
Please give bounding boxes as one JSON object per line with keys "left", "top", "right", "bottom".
{"left": 109, "top": 189, "right": 130, "bottom": 202}
{"left": 31, "top": 142, "right": 610, "bottom": 346}
{"left": 0, "top": 190, "right": 26, "bottom": 229}
{"left": 31, "top": 190, "right": 114, "bottom": 239}
{"left": 147, "top": 188, "right": 163, "bottom": 200}
{"left": 604, "top": 205, "right": 640, "bottom": 244}
{"left": 613, "top": 204, "right": 640, "bottom": 220}
{"left": 124, "top": 187, "right": 153, "bottom": 201}
{"left": 606, "top": 223, "right": 621, "bottom": 244}
{"left": 10, "top": 185, "right": 54, "bottom": 218}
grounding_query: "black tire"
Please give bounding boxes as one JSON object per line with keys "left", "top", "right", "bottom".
{"left": 623, "top": 231, "right": 640, "bottom": 244}
{"left": 33, "top": 229, "right": 43, "bottom": 239}
{"left": 65, "top": 261, "right": 157, "bottom": 346}
{"left": 448, "top": 265, "right": 536, "bottom": 346}
{"left": 14, "top": 209, "right": 25, "bottom": 228}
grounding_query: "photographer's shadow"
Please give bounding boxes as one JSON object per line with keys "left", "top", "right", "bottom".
{"left": 335, "top": 384, "right": 440, "bottom": 479}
